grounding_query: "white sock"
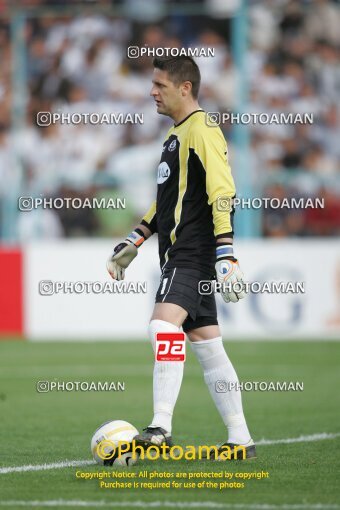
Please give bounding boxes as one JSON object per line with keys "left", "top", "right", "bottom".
{"left": 190, "top": 337, "right": 251, "bottom": 445}
{"left": 148, "top": 319, "right": 184, "bottom": 434}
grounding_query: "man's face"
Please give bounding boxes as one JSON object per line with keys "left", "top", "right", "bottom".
{"left": 150, "top": 68, "right": 183, "bottom": 117}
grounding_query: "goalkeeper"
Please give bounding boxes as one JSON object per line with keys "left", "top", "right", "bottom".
{"left": 107, "top": 56, "right": 255, "bottom": 460}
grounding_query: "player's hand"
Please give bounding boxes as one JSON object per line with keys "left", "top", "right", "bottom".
{"left": 215, "top": 259, "right": 246, "bottom": 303}
{"left": 106, "top": 229, "right": 145, "bottom": 280}
{"left": 106, "top": 242, "right": 138, "bottom": 281}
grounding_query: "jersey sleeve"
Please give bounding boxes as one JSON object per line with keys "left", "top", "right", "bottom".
{"left": 189, "top": 125, "right": 236, "bottom": 238}
{"left": 141, "top": 200, "right": 157, "bottom": 234}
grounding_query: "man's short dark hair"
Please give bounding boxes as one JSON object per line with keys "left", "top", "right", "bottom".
{"left": 153, "top": 56, "right": 201, "bottom": 99}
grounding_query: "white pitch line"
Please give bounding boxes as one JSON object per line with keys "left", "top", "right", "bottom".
{"left": 0, "top": 432, "right": 339, "bottom": 475}
{"left": 256, "top": 432, "right": 340, "bottom": 446}
{"left": 0, "top": 460, "right": 94, "bottom": 475}
{"left": 0, "top": 501, "right": 339, "bottom": 509}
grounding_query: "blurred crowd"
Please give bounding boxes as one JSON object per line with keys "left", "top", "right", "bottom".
{"left": 0, "top": 0, "right": 339, "bottom": 240}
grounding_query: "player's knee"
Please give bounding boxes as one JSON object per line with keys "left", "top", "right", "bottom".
{"left": 189, "top": 336, "right": 231, "bottom": 368}
{"left": 187, "top": 324, "right": 220, "bottom": 342}
{"left": 151, "top": 303, "right": 188, "bottom": 326}
{"left": 148, "top": 319, "right": 180, "bottom": 352}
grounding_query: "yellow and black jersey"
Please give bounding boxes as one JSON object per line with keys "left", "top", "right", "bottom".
{"left": 141, "top": 110, "right": 236, "bottom": 275}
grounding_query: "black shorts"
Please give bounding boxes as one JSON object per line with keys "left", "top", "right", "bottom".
{"left": 155, "top": 267, "right": 218, "bottom": 333}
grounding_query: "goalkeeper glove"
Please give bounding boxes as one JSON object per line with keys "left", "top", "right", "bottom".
{"left": 215, "top": 244, "right": 246, "bottom": 303}
{"left": 106, "top": 229, "right": 145, "bottom": 281}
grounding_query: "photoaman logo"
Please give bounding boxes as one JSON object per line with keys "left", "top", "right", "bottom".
{"left": 96, "top": 439, "right": 246, "bottom": 461}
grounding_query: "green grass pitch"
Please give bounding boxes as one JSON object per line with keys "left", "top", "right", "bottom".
{"left": 0, "top": 340, "right": 339, "bottom": 509}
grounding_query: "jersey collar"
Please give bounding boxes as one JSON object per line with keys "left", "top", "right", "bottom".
{"left": 174, "top": 109, "right": 204, "bottom": 128}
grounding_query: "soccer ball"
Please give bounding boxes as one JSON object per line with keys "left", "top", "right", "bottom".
{"left": 91, "top": 420, "right": 139, "bottom": 466}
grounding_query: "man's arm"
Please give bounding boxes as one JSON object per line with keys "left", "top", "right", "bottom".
{"left": 137, "top": 223, "right": 153, "bottom": 239}
{"left": 190, "top": 125, "right": 245, "bottom": 302}
{"left": 190, "top": 125, "right": 235, "bottom": 238}
{"left": 140, "top": 199, "right": 157, "bottom": 236}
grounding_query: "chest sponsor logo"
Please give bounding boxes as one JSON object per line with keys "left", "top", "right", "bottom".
{"left": 168, "top": 139, "right": 177, "bottom": 152}
{"left": 157, "top": 162, "right": 171, "bottom": 184}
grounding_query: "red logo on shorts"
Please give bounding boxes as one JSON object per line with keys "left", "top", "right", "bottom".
{"left": 155, "top": 333, "right": 186, "bottom": 361}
